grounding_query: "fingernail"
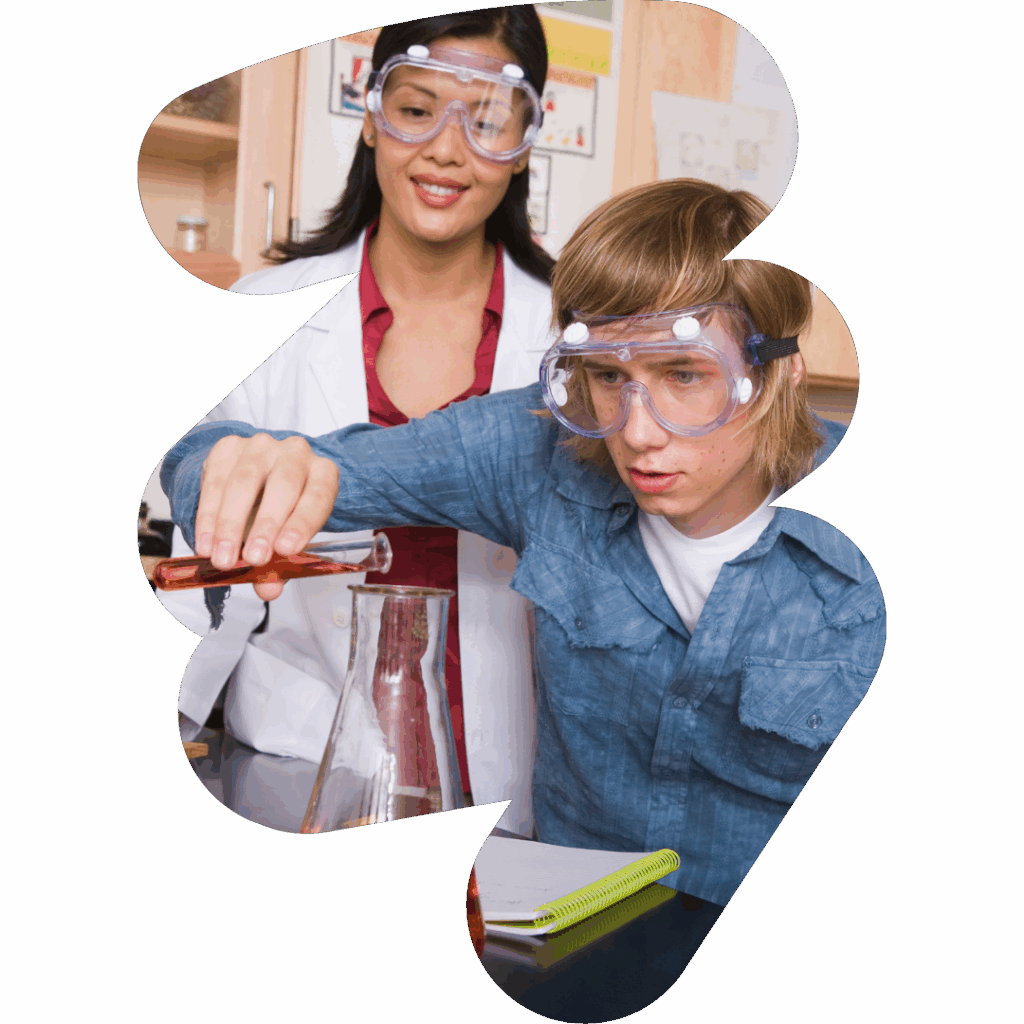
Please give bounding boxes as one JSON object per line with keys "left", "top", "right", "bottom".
{"left": 278, "top": 531, "right": 301, "bottom": 555}
{"left": 214, "top": 541, "right": 234, "bottom": 567}
{"left": 247, "top": 539, "right": 268, "bottom": 564}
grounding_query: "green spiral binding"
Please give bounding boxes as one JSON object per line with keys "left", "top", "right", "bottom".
{"left": 505, "top": 848, "right": 681, "bottom": 933}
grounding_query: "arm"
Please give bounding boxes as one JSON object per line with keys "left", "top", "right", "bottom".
{"left": 162, "top": 385, "right": 556, "bottom": 597}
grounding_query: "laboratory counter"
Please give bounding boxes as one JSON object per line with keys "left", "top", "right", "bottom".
{"left": 185, "top": 728, "right": 723, "bottom": 1022}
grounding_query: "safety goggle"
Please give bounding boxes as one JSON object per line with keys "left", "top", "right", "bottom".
{"left": 365, "top": 44, "right": 542, "bottom": 163}
{"left": 539, "top": 304, "right": 799, "bottom": 438}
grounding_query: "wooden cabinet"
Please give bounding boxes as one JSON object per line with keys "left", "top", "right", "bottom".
{"left": 138, "top": 51, "right": 302, "bottom": 289}
{"left": 612, "top": 0, "right": 859, "bottom": 423}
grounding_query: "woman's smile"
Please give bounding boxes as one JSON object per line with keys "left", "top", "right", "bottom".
{"left": 411, "top": 174, "right": 469, "bottom": 207}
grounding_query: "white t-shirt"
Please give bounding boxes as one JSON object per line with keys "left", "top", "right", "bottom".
{"left": 638, "top": 490, "right": 780, "bottom": 634}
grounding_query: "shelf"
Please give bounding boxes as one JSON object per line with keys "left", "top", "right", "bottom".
{"left": 140, "top": 113, "right": 239, "bottom": 164}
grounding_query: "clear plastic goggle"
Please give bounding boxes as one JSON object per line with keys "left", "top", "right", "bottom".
{"left": 365, "top": 44, "right": 542, "bottom": 163}
{"left": 539, "top": 304, "right": 800, "bottom": 438}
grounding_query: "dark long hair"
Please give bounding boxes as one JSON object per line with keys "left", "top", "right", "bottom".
{"left": 270, "top": 6, "right": 553, "bottom": 282}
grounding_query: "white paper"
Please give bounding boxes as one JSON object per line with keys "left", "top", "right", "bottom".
{"left": 474, "top": 836, "right": 667, "bottom": 921}
{"left": 651, "top": 90, "right": 796, "bottom": 210}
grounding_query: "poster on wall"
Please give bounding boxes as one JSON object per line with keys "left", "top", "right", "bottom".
{"left": 533, "top": 66, "right": 596, "bottom": 158}
{"left": 527, "top": 154, "right": 551, "bottom": 236}
{"left": 650, "top": 92, "right": 796, "bottom": 210}
{"left": 330, "top": 39, "right": 374, "bottom": 117}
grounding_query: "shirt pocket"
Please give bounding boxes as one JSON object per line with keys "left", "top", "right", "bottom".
{"left": 736, "top": 657, "right": 874, "bottom": 783}
{"left": 514, "top": 547, "right": 664, "bottom": 725}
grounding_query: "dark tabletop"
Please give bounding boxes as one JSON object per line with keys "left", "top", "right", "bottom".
{"left": 187, "top": 729, "right": 723, "bottom": 1022}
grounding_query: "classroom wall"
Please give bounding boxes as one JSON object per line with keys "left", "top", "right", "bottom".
{"left": 294, "top": 2, "right": 803, "bottom": 257}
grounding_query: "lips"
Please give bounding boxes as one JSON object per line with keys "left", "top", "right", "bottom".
{"left": 628, "top": 469, "right": 680, "bottom": 494}
{"left": 412, "top": 176, "right": 469, "bottom": 208}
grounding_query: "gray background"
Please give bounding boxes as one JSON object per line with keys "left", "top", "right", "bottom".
{"left": 6, "top": 0, "right": 1015, "bottom": 1019}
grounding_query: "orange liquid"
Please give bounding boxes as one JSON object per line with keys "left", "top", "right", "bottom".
{"left": 153, "top": 551, "right": 364, "bottom": 591}
{"left": 467, "top": 866, "right": 485, "bottom": 958}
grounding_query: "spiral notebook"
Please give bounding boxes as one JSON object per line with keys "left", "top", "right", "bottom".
{"left": 475, "top": 837, "right": 681, "bottom": 938}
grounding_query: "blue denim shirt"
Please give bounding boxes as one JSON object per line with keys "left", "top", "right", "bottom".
{"left": 163, "top": 383, "right": 886, "bottom": 906}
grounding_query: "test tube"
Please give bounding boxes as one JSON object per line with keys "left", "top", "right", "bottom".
{"left": 152, "top": 534, "right": 392, "bottom": 591}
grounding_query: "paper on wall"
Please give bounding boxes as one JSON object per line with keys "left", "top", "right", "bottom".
{"left": 527, "top": 154, "right": 552, "bottom": 236}
{"left": 330, "top": 39, "right": 373, "bottom": 118}
{"left": 534, "top": 66, "right": 597, "bottom": 158}
{"left": 650, "top": 91, "right": 797, "bottom": 210}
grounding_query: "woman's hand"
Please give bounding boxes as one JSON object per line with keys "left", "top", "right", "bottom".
{"left": 194, "top": 433, "right": 340, "bottom": 600}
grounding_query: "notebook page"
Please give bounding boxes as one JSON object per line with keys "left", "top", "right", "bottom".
{"left": 474, "top": 837, "right": 660, "bottom": 922}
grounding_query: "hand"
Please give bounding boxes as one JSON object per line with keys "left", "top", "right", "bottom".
{"left": 194, "top": 433, "right": 340, "bottom": 600}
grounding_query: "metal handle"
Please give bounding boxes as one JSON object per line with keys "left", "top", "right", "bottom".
{"left": 263, "top": 181, "right": 275, "bottom": 253}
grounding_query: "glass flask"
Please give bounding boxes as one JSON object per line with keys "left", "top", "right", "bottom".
{"left": 152, "top": 534, "right": 392, "bottom": 591}
{"left": 301, "top": 584, "right": 464, "bottom": 833}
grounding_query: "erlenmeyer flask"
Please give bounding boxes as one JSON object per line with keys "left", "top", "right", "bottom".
{"left": 301, "top": 584, "right": 464, "bottom": 832}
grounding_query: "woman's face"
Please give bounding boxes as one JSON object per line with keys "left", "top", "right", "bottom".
{"left": 364, "top": 34, "right": 531, "bottom": 249}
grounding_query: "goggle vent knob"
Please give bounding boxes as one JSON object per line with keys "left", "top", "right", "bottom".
{"left": 563, "top": 322, "right": 590, "bottom": 345}
{"left": 672, "top": 316, "right": 701, "bottom": 341}
{"left": 406, "top": 45, "right": 430, "bottom": 58}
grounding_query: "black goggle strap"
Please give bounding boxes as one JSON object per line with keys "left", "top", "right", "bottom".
{"left": 747, "top": 334, "right": 799, "bottom": 367}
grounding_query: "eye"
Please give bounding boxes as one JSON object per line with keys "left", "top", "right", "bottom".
{"left": 400, "top": 104, "right": 432, "bottom": 120}
{"left": 588, "top": 368, "right": 624, "bottom": 387}
{"left": 670, "top": 369, "right": 700, "bottom": 386}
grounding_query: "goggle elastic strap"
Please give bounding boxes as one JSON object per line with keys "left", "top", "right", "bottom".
{"left": 747, "top": 334, "right": 799, "bottom": 366}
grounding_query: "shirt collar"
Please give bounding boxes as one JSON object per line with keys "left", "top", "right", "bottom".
{"left": 721, "top": 508, "right": 865, "bottom": 583}
{"left": 551, "top": 424, "right": 864, "bottom": 584}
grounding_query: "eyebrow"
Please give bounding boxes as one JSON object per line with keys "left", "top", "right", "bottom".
{"left": 391, "top": 82, "right": 516, "bottom": 111}
{"left": 581, "top": 355, "right": 708, "bottom": 370}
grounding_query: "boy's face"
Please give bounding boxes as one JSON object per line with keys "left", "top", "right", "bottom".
{"left": 585, "top": 336, "right": 802, "bottom": 538}
{"left": 602, "top": 388, "right": 767, "bottom": 538}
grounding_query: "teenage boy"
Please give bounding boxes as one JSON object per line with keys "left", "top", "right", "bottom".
{"left": 161, "top": 179, "right": 884, "bottom": 905}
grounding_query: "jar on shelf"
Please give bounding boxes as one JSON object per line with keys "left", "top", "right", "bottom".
{"left": 174, "top": 215, "right": 209, "bottom": 253}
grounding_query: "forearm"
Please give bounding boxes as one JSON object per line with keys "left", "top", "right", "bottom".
{"left": 161, "top": 392, "right": 549, "bottom": 553}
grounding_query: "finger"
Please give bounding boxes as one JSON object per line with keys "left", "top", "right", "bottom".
{"left": 195, "top": 435, "right": 245, "bottom": 558}
{"left": 211, "top": 434, "right": 278, "bottom": 568}
{"left": 275, "top": 455, "right": 340, "bottom": 556}
{"left": 253, "top": 580, "right": 285, "bottom": 601}
{"left": 241, "top": 437, "right": 316, "bottom": 562}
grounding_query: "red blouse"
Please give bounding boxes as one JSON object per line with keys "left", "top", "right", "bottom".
{"left": 359, "top": 224, "right": 505, "bottom": 792}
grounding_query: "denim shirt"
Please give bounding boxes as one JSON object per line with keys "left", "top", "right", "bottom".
{"left": 164, "top": 383, "right": 886, "bottom": 906}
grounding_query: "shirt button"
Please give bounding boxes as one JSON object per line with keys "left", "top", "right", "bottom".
{"left": 672, "top": 697, "right": 686, "bottom": 708}
{"left": 332, "top": 609, "right": 350, "bottom": 628}
{"left": 574, "top": 616, "right": 584, "bottom": 630}
{"left": 807, "top": 713, "right": 822, "bottom": 729}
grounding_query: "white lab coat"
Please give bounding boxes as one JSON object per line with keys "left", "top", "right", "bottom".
{"left": 159, "top": 230, "right": 555, "bottom": 834}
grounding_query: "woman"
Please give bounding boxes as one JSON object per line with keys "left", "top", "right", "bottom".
{"left": 159, "top": 7, "right": 555, "bottom": 834}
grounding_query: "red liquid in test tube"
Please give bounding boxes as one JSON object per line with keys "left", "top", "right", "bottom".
{"left": 152, "top": 535, "right": 392, "bottom": 591}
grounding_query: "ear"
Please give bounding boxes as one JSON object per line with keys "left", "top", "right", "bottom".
{"left": 790, "top": 352, "right": 806, "bottom": 387}
{"left": 362, "top": 112, "right": 376, "bottom": 148}
{"left": 511, "top": 148, "right": 531, "bottom": 175}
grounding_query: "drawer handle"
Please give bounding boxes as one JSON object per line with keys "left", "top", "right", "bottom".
{"left": 263, "top": 180, "right": 276, "bottom": 253}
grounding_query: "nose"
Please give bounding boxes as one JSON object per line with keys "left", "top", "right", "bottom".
{"left": 419, "top": 110, "right": 468, "bottom": 164}
{"left": 618, "top": 389, "right": 670, "bottom": 451}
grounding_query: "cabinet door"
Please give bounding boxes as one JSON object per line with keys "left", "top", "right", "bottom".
{"left": 234, "top": 52, "right": 300, "bottom": 278}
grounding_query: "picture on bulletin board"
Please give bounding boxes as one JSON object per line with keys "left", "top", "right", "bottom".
{"left": 533, "top": 66, "right": 596, "bottom": 158}
{"left": 527, "top": 153, "right": 551, "bottom": 236}
{"left": 330, "top": 39, "right": 374, "bottom": 117}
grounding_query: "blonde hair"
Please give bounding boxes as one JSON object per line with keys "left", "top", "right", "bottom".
{"left": 545, "top": 178, "right": 823, "bottom": 490}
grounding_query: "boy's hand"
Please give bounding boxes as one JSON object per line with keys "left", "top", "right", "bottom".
{"left": 194, "top": 433, "right": 340, "bottom": 600}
